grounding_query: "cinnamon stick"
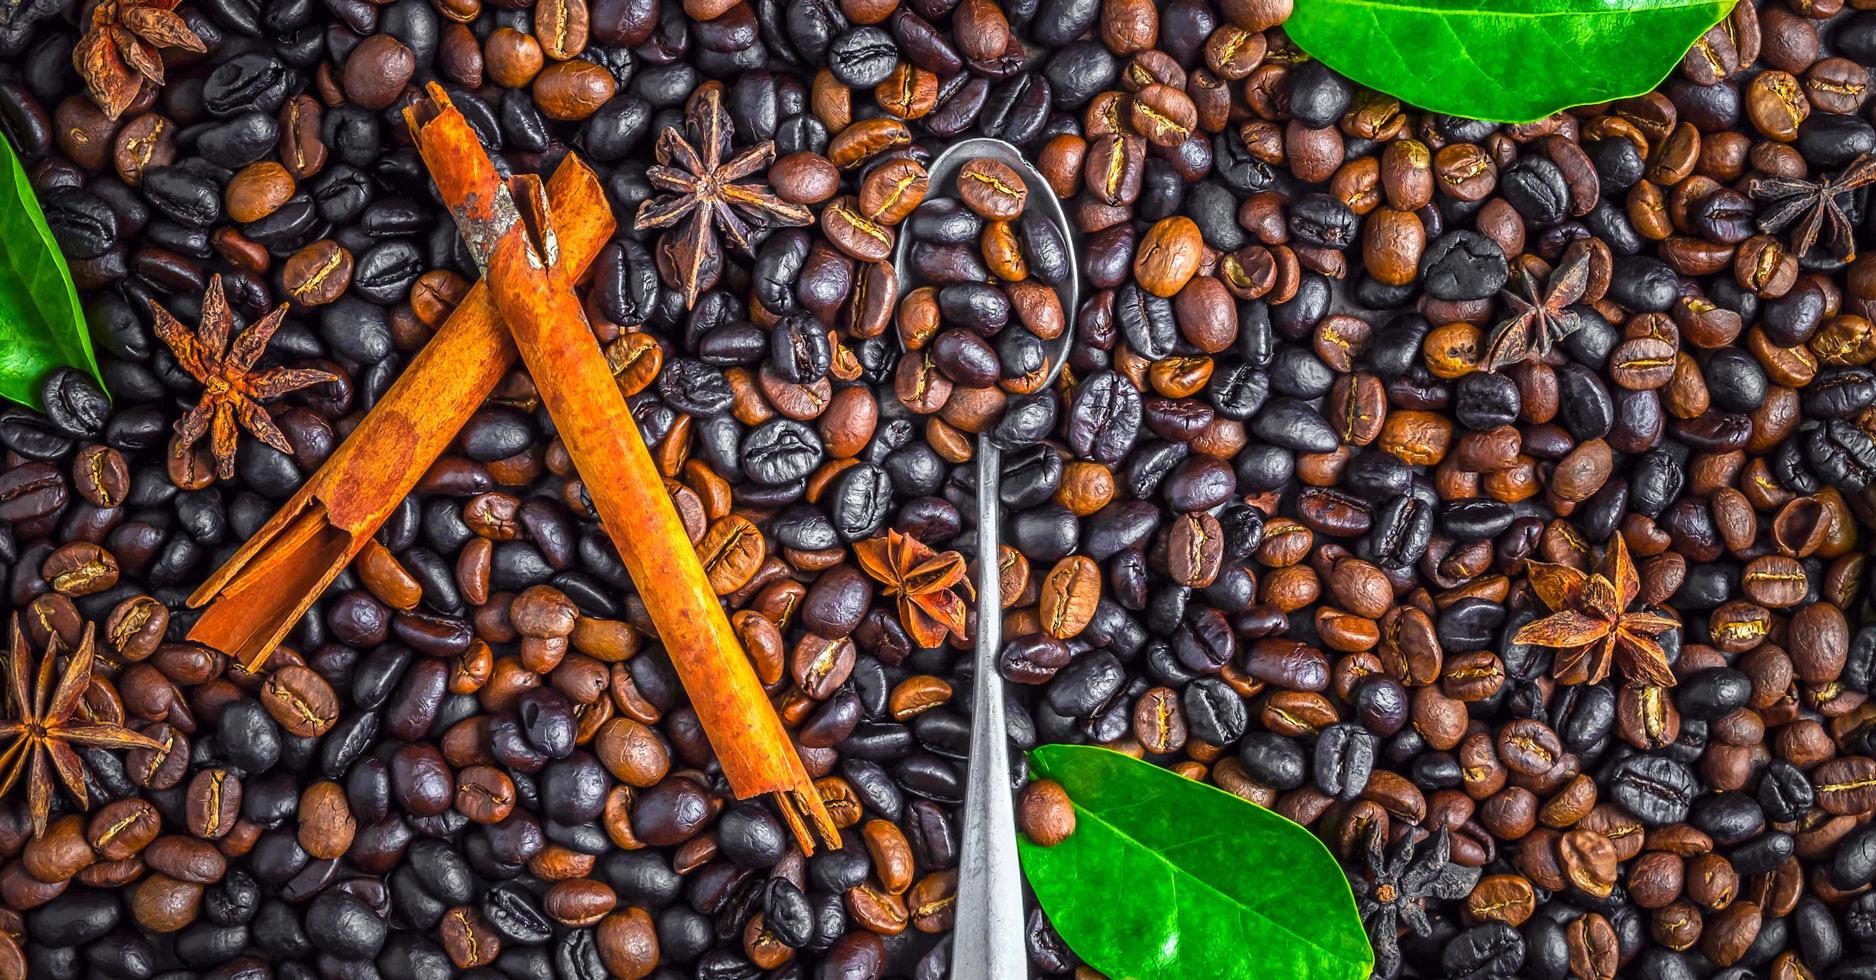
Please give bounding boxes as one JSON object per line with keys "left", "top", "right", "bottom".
{"left": 405, "top": 85, "right": 839, "bottom": 853}
{"left": 185, "top": 158, "right": 616, "bottom": 670}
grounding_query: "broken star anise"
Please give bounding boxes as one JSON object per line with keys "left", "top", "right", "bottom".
{"left": 853, "top": 530, "right": 973, "bottom": 648}
{"left": 0, "top": 616, "right": 163, "bottom": 838}
{"left": 72, "top": 0, "right": 207, "bottom": 120}
{"left": 151, "top": 274, "right": 339, "bottom": 482}
{"left": 1514, "top": 532, "right": 1680, "bottom": 688}
{"left": 632, "top": 84, "right": 813, "bottom": 310}
{"left": 1476, "top": 247, "right": 1591, "bottom": 372}
{"left": 1750, "top": 152, "right": 1876, "bottom": 261}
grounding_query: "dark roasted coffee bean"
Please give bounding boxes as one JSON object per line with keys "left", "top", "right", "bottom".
{"left": 1314, "top": 723, "right": 1376, "bottom": 801}
{"left": 1609, "top": 754, "right": 1698, "bottom": 825}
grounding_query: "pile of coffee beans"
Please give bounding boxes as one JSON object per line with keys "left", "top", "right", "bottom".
{"left": 4, "top": 0, "right": 1876, "bottom": 974}
{"left": 897, "top": 157, "right": 1072, "bottom": 438}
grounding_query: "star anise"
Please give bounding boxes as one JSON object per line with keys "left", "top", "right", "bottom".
{"left": 1351, "top": 826, "right": 1479, "bottom": 980}
{"left": 1514, "top": 532, "right": 1680, "bottom": 688}
{"left": 0, "top": 617, "right": 163, "bottom": 837}
{"left": 150, "top": 275, "right": 339, "bottom": 482}
{"left": 632, "top": 84, "right": 813, "bottom": 310}
{"left": 1476, "top": 247, "right": 1591, "bottom": 372}
{"left": 1750, "top": 153, "right": 1876, "bottom": 261}
{"left": 72, "top": 0, "right": 206, "bottom": 120}
{"left": 853, "top": 530, "right": 973, "bottom": 648}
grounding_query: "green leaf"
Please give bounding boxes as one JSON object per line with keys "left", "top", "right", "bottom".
{"left": 1286, "top": 0, "right": 1736, "bottom": 124}
{"left": 1017, "top": 745, "right": 1372, "bottom": 980}
{"left": 0, "top": 133, "right": 105, "bottom": 411}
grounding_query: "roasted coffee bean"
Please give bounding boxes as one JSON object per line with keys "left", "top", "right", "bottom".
{"left": 954, "top": 159, "right": 1027, "bottom": 221}
{"left": 1017, "top": 780, "right": 1075, "bottom": 847}
{"left": 1314, "top": 723, "right": 1376, "bottom": 801}
{"left": 261, "top": 665, "right": 339, "bottom": 737}
{"left": 1610, "top": 755, "right": 1698, "bottom": 825}
{"left": 185, "top": 769, "right": 242, "bottom": 839}
{"left": 1818, "top": 757, "right": 1876, "bottom": 815}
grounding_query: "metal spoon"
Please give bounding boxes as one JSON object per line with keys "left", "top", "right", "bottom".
{"left": 892, "top": 137, "right": 1079, "bottom": 980}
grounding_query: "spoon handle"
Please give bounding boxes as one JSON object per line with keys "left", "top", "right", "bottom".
{"left": 951, "top": 438, "right": 1028, "bottom": 980}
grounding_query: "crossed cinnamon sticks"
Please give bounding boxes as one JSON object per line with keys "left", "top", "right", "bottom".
{"left": 188, "top": 85, "right": 838, "bottom": 853}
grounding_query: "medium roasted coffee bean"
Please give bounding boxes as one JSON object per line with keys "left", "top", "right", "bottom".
{"left": 955, "top": 159, "right": 1027, "bottom": 220}
{"left": 1628, "top": 851, "right": 1684, "bottom": 909}
{"left": 1135, "top": 216, "right": 1203, "bottom": 297}
{"left": 296, "top": 781, "right": 355, "bottom": 861}
{"left": 1017, "top": 779, "right": 1074, "bottom": 847}
{"left": 535, "top": 0, "right": 590, "bottom": 59}
{"left": 1617, "top": 683, "right": 1680, "bottom": 750}
{"left": 858, "top": 159, "right": 928, "bottom": 226}
{"left": 342, "top": 35, "right": 416, "bottom": 110}
{"left": 1567, "top": 912, "right": 1619, "bottom": 980}
{"left": 1465, "top": 874, "right": 1535, "bottom": 926}
{"left": 1038, "top": 556, "right": 1100, "bottom": 639}
{"left": 87, "top": 799, "right": 159, "bottom": 863}
{"left": 261, "top": 665, "right": 339, "bottom": 737}
{"left": 533, "top": 61, "right": 616, "bottom": 120}
{"left": 24, "top": 815, "right": 96, "bottom": 883}
{"left": 454, "top": 765, "right": 517, "bottom": 824}
{"left": 185, "top": 769, "right": 242, "bottom": 840}
{"left": 1559, "top": 828, "right": 1620, "bottom": 897}
{"left": 1817, "top": 757, "right": 1876, "bottom": 815}
{"left": 1702, "top": 900, "right": 1761, "bottom": 966}
{"left": 771, "top": 152, "right": 842, "bottom": 205}
{"left": 1498, "top": 719, "right": 1563, "bottom": 777}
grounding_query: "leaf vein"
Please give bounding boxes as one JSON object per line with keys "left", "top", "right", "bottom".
{"left": 1284, "top": 0, "right": 1731, "bottom": 121}
{"left": 1076, "top": 796, "right": 1366, "bottom": 968}
{"left": 1300, "top": 0, "right": 1718, "bottom": 17}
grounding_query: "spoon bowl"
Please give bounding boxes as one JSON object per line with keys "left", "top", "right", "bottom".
{"left": 894, "top": 137, "right": 1081, "bottom": 389}
{"left": 891, "top": 137, "right": 1079, "bottom": 980}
